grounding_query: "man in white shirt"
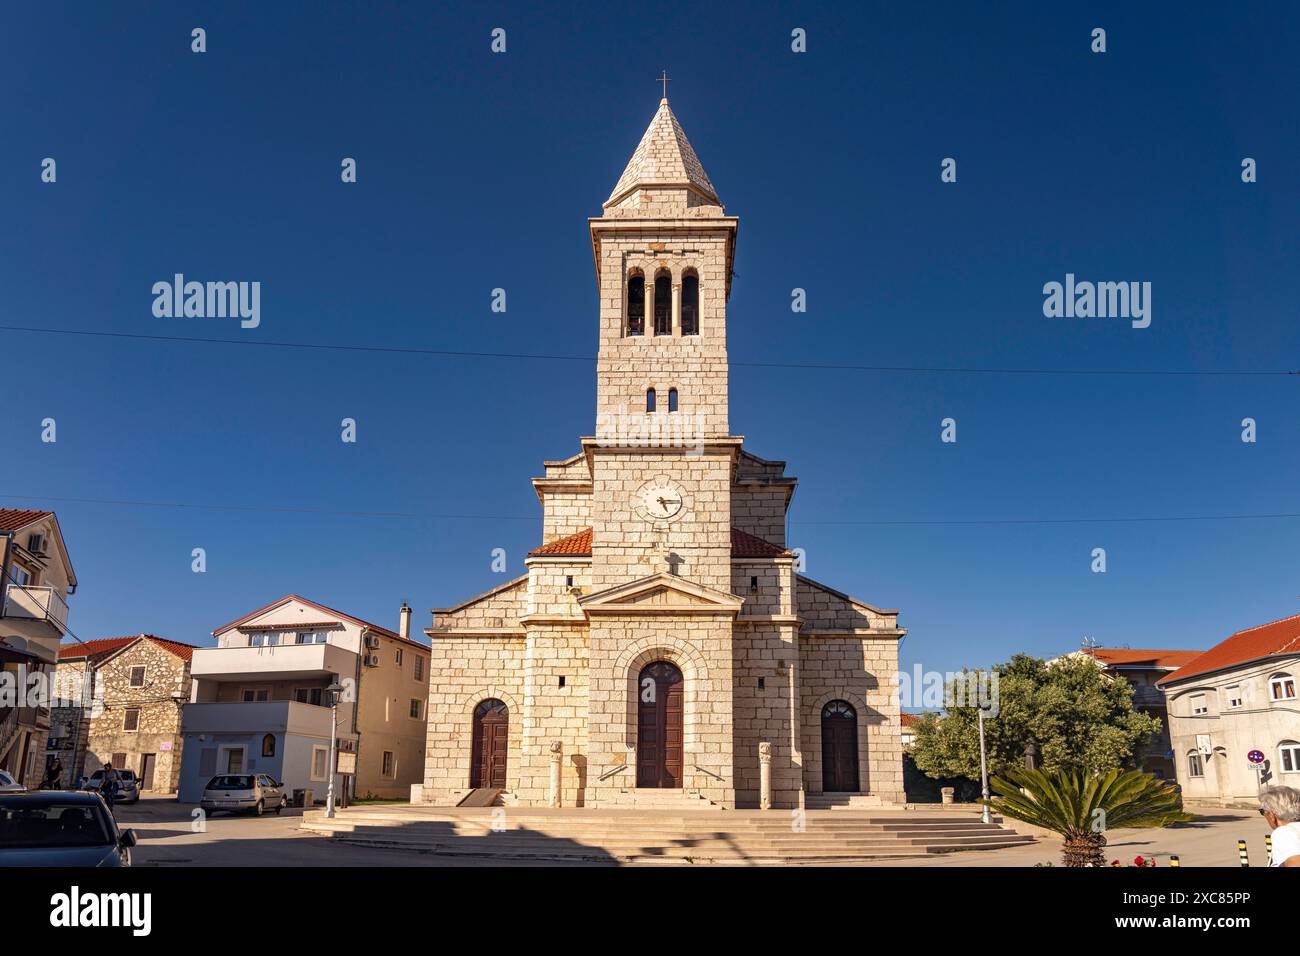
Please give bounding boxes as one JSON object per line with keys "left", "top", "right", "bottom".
{"left": 1259, "top": 785, "right": 1300, "bottom": 867}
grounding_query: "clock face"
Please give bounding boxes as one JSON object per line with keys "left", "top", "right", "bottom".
{"left": 638, "top": 479, "right": 684, "bottom": 520}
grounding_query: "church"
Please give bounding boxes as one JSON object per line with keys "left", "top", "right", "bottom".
{"left": 418, "top": 96, "right": 906, "bottom": 810}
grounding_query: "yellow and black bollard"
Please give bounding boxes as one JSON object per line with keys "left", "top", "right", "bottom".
{"left": 1238, "top": 839, "right": 1250, "bottom": 867}
{"left": 1169, "top": 854, "right": 1180, "bottom": 867}
{"left": 1265, "top": 832, "right": 1273, "bottom": 859}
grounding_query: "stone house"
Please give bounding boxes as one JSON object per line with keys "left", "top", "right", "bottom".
{"left": 1, "top": 508, "right": 78, "bottom": 788}
{"left": 50, "top": 635, "right": 195, "bottom": 792}
{"left": 419, "top": 97, "right": 907, "bottom": 811}
{"left": 1160, "top": 613, "right": 1300, "bottom": 806}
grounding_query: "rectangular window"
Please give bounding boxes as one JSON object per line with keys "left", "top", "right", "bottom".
{"left": 310, "top": 746, "right": 328, "bottom": 782}
{"left": 129, "top": 666, "right": 146, "bottom": 688}
{"left": 295, "top": 631, "right": 326, "bottom": 645}
{"left": 1280, "top": 744, "right": 1300, "bottom": 774}
{"left": 9, "top": 564, "right": 31, "bottom": 587}
{"left": 1271, "top": 676, "right": 1297, "bottom": 701}
{"left": 123, "top": 708, "right": 140, "bottom": 732}
{"left": 395, "top": 648, "right": 403, "bottom": 666}
{"left": 249, "top": 632, "right": 281, "bottom": 647}
{"left": 382, "top": 751, "right": 395, "bottom": 777}
{"left": 1190, "top": 694, "right": 1208, "bottom": 716}
{"left": 241, "top": 687, "right": 269, "bottom": 703}
{"left": 409, "top": 699, "right": 421, "bottom": 719}
{"left": 1188, "top": 752, "right": 1204, "bottom": 777}
{"left": 414, "top": 657, "right": 424, "bottom": 680}
{"left": 112, "top": 752, "right": 127, "bottom": 769}
{"left": 294, "top": 687, "right": 324, "bottom": 706}
{"left": 1225, "top": 685, "right": 1242, "bottom": 709}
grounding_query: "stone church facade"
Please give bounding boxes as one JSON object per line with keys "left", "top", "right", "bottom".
{"left": 420, "top": 98, "right": 905, "bottom": 810}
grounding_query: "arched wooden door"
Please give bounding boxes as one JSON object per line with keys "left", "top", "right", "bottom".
{"left": 470, "top": 699, "right": 509, "bottom": 789}
{"left": 637, "top": 661, "right": 683, "bottom": 788}
{"left": 821, "top": 700, "right": 859, "bottom": 792}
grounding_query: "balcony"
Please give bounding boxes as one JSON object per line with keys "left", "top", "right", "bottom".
{"left": 1, "top": 584, "right": 69, "bottom": 636}
{"left": 190, "top": 641, "right": 355, "bottom": 682}
{"left": 182, "top": 700, "right": 335, "bottom": 738}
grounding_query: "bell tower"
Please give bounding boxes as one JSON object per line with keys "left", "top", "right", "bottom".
{"left": 589, "top": 96, "right": 739, "bottom": 444}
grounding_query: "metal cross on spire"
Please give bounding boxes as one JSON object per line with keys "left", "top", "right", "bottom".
{"left": 658, "top": 70, "right": 671, "bottom": 100}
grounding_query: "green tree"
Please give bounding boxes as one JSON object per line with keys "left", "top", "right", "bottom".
{"left": 910, "top": 654, "right": 1161, "bottom": 781}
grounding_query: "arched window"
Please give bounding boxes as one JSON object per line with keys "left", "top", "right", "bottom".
{"left": 261, "top": 734, "right": 276, "bottom": 758}
{"left": 1270, "top": 673, "right": 1297, "bottom": 702}
{"left": 668, "top": 388, "right": 678, "bottom": 412}
{"left": 681, "top": 273, "right": 699, "bottom": 335}
{"left": 646, "top": 388, "right": 656, "bottom": 412}
{"left": 627, "top": 274, "right": 645, "bottom": 336}
{"left": 1186, "top": 750, "right": 1204, "bottom": 777}
{"left": 1279, "top": 741, "right": 1300, "bottom": 774}
{"left": 653, "top": 274, "right": 671, "bottom": 335}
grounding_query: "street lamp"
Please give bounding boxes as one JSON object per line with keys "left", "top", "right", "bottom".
{"left": 325, "top": 682, "right": 344, "bottom": 819}
{"left": 977, "top": 699, "right": 992, "bottom": 825}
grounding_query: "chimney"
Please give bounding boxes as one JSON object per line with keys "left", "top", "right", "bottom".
{"left": 399, "top": 601, "right": 411, "bottom": 640}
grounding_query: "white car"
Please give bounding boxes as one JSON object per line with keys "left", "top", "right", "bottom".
{"left": 83, "top": 769, "right": 140, "bottom": 804}
{"left": 200, "top": 774, "right": 287, "bottom": 815}
{"left": 0, "top": 770, "right": 24, "bottom": 792}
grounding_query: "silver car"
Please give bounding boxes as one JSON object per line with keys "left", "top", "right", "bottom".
{"left": 200, "top": 773, "right": 287, "bottom": 815}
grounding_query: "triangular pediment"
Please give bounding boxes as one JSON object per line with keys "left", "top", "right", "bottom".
{"left": 579, "top": 573, "right": 744, "bottom": 616}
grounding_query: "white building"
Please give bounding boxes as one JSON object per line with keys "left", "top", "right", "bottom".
{"left": 1160, "top": 613, "right": 1300, "bottom": 807}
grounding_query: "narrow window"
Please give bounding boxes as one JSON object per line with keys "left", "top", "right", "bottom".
{"left": 382, "top": 751, "right": 395, "bottom": 776}
{"left": 559, "top": 675, "right": 566, "bottom": 688}
{"left": 668, "top": 388, "right": 678, "bottom": 412}
{"left": 646, "top": 388, "right": 656, "bottom": 412}
{"left": 129, "top": 666, "right": 146, "bottom": 687}
{"left": 681, "top": 273, "right": 699, "bottom": 335}
{"left": 262, "top": 734, "right": 276, "bottom": 757}
{"left": 409, "top": 699, "right": 421, "bottom": 719}
{"left": 749, "top": 575, "right": 759, "bottom": 593}
{"left": 757, "top": 677, "right": 765, "bottom": 690}
{"left": 123, "top": 708, "right": 140, "bottom": 732}
{"left": 414, "top": 656, "right": 424, "bottom": 680}
{"left": 653, "top": 274, "right": 671, "bottom": 335}
{"left": 627, "top": 274, "right": 645, "bottom": 336}
{"left": 1187, "top": 751, "right": 1204, "bottom": 777}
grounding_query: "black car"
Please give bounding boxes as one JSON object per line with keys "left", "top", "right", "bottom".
{"left": 0, "top": 791, "right": 138, "bottom": 866}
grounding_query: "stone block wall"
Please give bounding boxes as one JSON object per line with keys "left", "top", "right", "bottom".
{"left": 799, "top": 635, "right": 904, "bottom": 803}
{"left": 517, "top": 626, "right": 590, "bottom": 805}
{"left": 732, "top": 624, "right": 803, "bottom": 808}
{"left": 421, "top": 635, "right": 525, "bottom": 797}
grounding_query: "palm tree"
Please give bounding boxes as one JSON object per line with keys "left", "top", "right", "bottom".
{"left": 982, "top": 767, "right": 1188, "bottom": 867}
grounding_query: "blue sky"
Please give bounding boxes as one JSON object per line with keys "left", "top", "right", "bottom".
{"left": 2, "top": 2, "right": 1297, "bottom": 676}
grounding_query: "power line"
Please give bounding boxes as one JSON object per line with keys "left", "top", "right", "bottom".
{"left": 4, "top": 492, "right": 1299, "bottom": 528}
{"left": 1, "top": 324, "right": 1294, "bottom": 377}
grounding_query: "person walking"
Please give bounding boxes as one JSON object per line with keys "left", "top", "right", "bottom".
{"left": 1259, "top": 785, "right": 1300, "bottom": 867}
{"left": 99, "top": 762, "right": 119, "bottom": 810}
{"left": 43, "top": 756, "right": 63, "bottom": 790}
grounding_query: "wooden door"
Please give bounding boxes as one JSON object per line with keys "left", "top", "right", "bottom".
{"left": 140, "top": 753, "right": 157, "bottom": 791}
{"left": 821, "top": 700, "right": 859, "bottom": 792}
{"left": 470, "top": 699, "right": 509, "bottom": 789}
{"left": 637, "top": 662, "right": 684, "bottom": 788}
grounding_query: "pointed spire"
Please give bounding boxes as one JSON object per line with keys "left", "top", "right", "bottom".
{"left": 605, "top": 98, "right": 719, "bottom": 209}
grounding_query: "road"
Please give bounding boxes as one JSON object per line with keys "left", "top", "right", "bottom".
{"left": 110, "top": 796, "right": 1268, "bottom": 867}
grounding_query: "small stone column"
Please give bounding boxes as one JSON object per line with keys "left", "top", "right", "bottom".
{"left": 644, "top": 279, "right": 654, "bottom": 336}
{"left": 548, "top": 741, "right": 563, "bottom": 808}
{"left": 759, "top": 742, "right": 773, "bottom": 810}
{"left": 671, "top": 282, "right": 681, "bottom": 336}
{"left": 941, "top": 786, "right": 955, "bottom": 805}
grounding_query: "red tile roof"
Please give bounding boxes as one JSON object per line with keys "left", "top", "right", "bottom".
{"left": 1085, "top": 648, "right": 1202, "bottom": 669}
{"left": 730, "top": 528, "right": 794, "bottom": 558}
{"left": 528, "top": 526, "right": 792, "bottom": 559}
{"left": 59, "top": 635, "right": 198, "bottom": 663}
{"left": 1159, "top": 613, "right": 1300, "bottom": 685}
{"left": 0, "top": 509, "right": 53, "bottom": 533}
{"left": 529, "top": 527, "right": 593, "bottom": 556}
{"left": 901, "top": 713, "right": 921, "bottom": 728}
{"left": 212, "top": 595, "right": 427, "bottom": 649}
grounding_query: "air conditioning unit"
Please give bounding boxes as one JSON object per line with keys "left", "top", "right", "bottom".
{"left": 363, "top": 654, "right": 380, "bottom": 667}
{"left": 364, "top": 635, "right": 381, "bottom": 649}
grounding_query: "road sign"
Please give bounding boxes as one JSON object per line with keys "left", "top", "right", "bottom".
{"left": 1247, "top": 749, "right": 1265, "bottom": 765}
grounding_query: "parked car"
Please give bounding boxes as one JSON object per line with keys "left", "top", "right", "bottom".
{"left": 82, "top": 769, "right": 140, "bottom": 804}
{"left": 0, "top": 770, "right": 24, "bottom": 792}
{"left": 200, "top": 773, "right": 287, "bottom": 815}
{"left": 0, "top": 791, "right": 137, "bottom": 866}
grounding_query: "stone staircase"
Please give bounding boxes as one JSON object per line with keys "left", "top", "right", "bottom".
{"left": 804, "top": 792, "right": 887, "bottom": 810}
{"left": 300, "top": 805, "right": 1035, "bottom": 864}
